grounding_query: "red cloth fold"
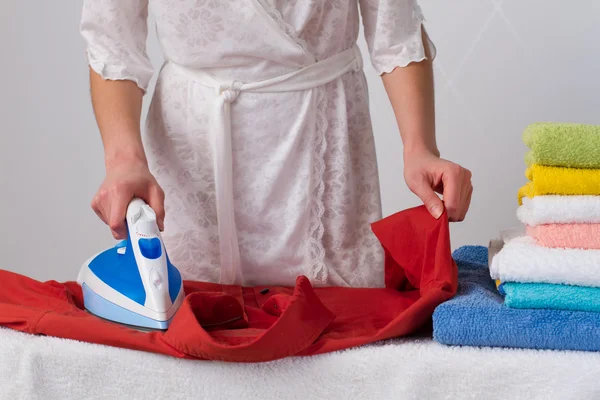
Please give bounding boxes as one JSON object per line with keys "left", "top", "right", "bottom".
{"left": 0, "top": 206, "right": 457, "bottom": 362}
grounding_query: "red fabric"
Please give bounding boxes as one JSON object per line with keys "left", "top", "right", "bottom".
{"left": 0, "top": 206, "right": 457, "bottom": 362}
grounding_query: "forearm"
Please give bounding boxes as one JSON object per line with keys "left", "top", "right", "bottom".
{"left": 378, "top": 30, "right": 473, "bottom": 222}
{"left": 381, "top": 30, "right": 438, "bottom": 157}
{"left": 89, "top": 68, "right": 146, "bottom": 168}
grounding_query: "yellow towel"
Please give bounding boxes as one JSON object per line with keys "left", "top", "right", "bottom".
{"left": 518, "top": 164, "right": 600, "bottom": 205}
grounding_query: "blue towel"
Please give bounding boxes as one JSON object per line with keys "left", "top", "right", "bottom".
{"left": 433, "top": 246, "right": 600, "bottom": 352}
{"left": 499, "top": 281, "right": 600, "bottom": 313}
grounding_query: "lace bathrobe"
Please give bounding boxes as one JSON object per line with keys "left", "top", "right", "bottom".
{"left": 80, "top": 0, "right": 435, "bottom": 287}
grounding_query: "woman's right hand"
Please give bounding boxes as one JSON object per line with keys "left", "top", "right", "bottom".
{"left": 91, "top": 158, "right": 165, "bottom": 239}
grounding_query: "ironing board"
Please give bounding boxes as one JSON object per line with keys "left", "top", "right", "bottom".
{"left": 2, "top": 327, "right": 600, "bottom": 399}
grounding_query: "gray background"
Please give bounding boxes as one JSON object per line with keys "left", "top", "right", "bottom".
{"left": 1, "top": 0, "right": 599, "bottom": 281}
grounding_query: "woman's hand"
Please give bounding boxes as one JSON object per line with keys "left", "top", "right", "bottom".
{"left": 404, "top": 149, "right": 472, "bottom": 222}
{"left": 88, "top": 68, "right": 164, "bottom": 239}
{"left": 91, "top": 157, "right": 165, "bottom": 239}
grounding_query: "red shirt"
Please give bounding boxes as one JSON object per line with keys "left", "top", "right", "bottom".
{"left": 0, "top": 206, "right": 457, "bottom": 362}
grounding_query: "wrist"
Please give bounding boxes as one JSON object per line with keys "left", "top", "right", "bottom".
{"left": 104, "top": 146, "right": 147, "bottom": 170}
{"left": 403, "top": 142, "right": 440, "bottom": 159}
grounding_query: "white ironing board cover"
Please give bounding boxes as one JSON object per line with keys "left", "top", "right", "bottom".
{"left": 2, "top": 327, "right": 600, "bottom": 399}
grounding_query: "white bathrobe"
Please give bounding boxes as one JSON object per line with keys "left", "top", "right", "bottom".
{"left": 80, "top": 0, "right": 435, "bottom": 288}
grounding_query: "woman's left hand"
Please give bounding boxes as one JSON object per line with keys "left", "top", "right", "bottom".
{"left": 403, "top": 149, "right": 473, "bottom": 222}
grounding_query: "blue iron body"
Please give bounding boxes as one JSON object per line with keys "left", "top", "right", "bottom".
{"left": 77, "top": 199, "right": 184, "bottom": 330}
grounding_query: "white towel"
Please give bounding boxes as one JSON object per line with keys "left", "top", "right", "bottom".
{"left": 488, "top": 227, "right": 526, "bottom": 267}
{"left": 517, "top": 195, "right": 600, "bottom": 226}
{"left": 490, "top": 236, "right": 600, "bottom": 287}
{"left": 2, "top": 328, "right": 600, "bottom": 400}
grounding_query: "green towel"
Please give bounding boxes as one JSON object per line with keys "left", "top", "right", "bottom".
{"left": 523, "top": 122, "right": 600, "bottom": 168}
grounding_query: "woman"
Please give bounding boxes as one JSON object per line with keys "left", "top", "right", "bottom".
{"left": 81, "top": 0, "right": 472, "bottom": 288}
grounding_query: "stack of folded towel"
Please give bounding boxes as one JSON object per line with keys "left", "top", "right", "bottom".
{"left": 433, "top": 246, "right": 600, "bottom": 352}
{"left": 492, "top": 122, "right": 600, "bottom": 312}
{"left": 433, "top": 123, "right": 600, "bottom": 352}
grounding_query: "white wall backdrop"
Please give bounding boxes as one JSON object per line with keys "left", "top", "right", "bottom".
{"left": 1, "top": 0, "right": 599, "bottom": 281}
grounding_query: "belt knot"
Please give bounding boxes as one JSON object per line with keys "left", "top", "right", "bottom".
{"left": 217, "top": 81, "right": 243, "bottom": 103}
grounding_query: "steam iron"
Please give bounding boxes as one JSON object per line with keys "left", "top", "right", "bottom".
{"left": 78, "top": 198, "right": 184, "bottom": 330}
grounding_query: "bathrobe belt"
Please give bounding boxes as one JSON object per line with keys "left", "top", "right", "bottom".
{"left": 169, "top": 45, "right": 364, "bottom": 285}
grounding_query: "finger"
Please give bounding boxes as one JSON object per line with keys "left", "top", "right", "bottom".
{"left": 441, "top": 166, "right": 462, "bottom": 222}
{"left": 108, "top": 189, "right": 130, "bottom": 240}
{"left": 147, "top": 185, "right": 166, "bottom": 231}
{"left": 458, "top": 170, "right": 473, "bottom": 221}
{"left": 459, "top": 185, "right": 473, "bottom": 221}
{"left": 93, "top": 205, "right": 108, "bottom": 225}
{"left": 411, "top": 177, "right": 444, "bottom": 219}
{"left": 91, "top": 196, "right": 108, "bottom": 225}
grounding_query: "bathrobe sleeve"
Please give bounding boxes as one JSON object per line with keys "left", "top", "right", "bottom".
{"left": 80, "top": 0, "right": 154, "bottom": 91}
{"left": 359, "top": 0, "right": 436, "bottom": 75}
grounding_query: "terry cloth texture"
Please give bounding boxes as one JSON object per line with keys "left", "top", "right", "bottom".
{"left": 433, "top": 246, "right": 600, "bottom": 352}
{"left": 5, "top": 327, "right": 600, "bottom": 400}
{"left": 499, "top": 281, "right": 600, "bottom": 313}
{"left": 526, "top": 223, "right": 600, "bottom": 250}
{"left": 517, "top": 195, "right": 600, "bottom": 226}
{"left": 489, "top": 236, "right": 600, "bottom": 287}
{"left": 518, "top": 165, "right": 600, "bottom": 205}
{"left": 523, "top": 122, "right": 600, "bottom": 169}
